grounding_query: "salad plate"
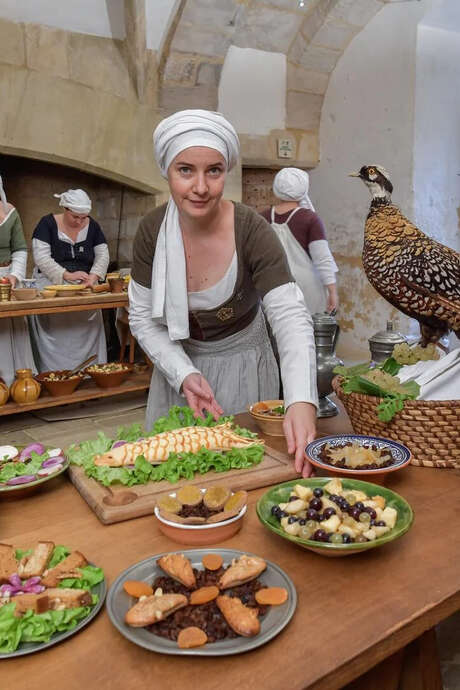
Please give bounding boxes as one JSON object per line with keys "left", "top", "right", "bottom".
{"left": 0, "top": 444, "right": 69, "bottom": 497}
{"left": 107, "top": 548, "right": 297, "bottom": 656}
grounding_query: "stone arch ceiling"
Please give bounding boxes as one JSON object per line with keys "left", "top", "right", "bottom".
{"left": 160, "top": 0, "right": 389, "bottom": 163}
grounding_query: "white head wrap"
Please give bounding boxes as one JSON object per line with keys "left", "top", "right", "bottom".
{"left": 150, "top": 110, "right": 240, "bottom": 341}
{"left": 153, "top": 109, "right": 239, "bottom": 178}
{"left": 54, "top": 189, "right": 92, "bottom": 214}
{"left": 273, "top": 167, "right": 315, "bottom": 211}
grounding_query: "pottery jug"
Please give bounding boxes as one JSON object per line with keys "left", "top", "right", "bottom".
{"left": 0, "top": 378, "right": 9, "bottom": 406}
{"left": 10, "top": 369, "right": 41, "bottom": 404}
{"left": 313, "top": 313, "right": 344, "bottom": 417}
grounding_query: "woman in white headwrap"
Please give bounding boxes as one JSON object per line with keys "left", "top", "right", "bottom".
{"left": 0, "top": 175, "right": 36, "bottom": 385}
{"left": 129, "top": 110, "right": 319, "bottom": 477}
{"left": 29, "top": 189, "right": 110, "bottom": 372}
{"left": 261, "top": 167, "right": 338, "bottom": 315}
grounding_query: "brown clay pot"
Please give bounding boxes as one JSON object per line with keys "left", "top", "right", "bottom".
{"left": 0, "top": 378, "right": 9, "bottom": 405}
{"left": 10, "top": 369, "right": 41, "bottom": 404}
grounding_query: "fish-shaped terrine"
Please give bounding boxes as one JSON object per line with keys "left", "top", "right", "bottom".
{"left": 94, "top": 423, "right": 262, "bottom": 467}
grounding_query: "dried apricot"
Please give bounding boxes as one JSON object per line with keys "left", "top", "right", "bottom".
{"left": 159, "top": 510, "right": 186, "bottom": 524}
{"left": 157, "top": 495, "right": 182, "bottom": 514}
{"left": 202, "top": 553, "right": 223, "bottom": 571}
{"left": 190, "top": 586, "right": 219, "bottom": 605}
{"left": 176, "top": 485, "right": 203, "bottom": 506}
{"left": 255, "top": 587, "right": 288, "bottom": 606}
{"left": 177, "top": 626, "right": 208, "bottom": 649}
{"left": 203, "top": 486, "right": 231, "bottom": 511}
{"left": 123, "top": 580, "right": 154, "bottom": 598}
{"left": 224, "top": 490, "right": 247, "bottom": 513}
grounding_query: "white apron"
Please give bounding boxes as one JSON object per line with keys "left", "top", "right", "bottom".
{"left": 270, "top": 207, "right": 326, "bottom": 315}
{"left": 29, "top": 272, "right": 107, "bottom": 373}
{"left": 144, "top": 308, "right": 278, "bottom": 431}
{"left": 0, "top": 265, "right": 37, "bottom": 385}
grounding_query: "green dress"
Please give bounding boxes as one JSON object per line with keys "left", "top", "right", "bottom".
{"left": 0, "top": 207, "right": 36, "bottom": 385}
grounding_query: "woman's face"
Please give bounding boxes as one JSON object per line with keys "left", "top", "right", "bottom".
{"left": 63, "top": 208, "right": 89, "bottom": 230}
{"left": 167, "top": 147, "right": 227, "bottom": 221}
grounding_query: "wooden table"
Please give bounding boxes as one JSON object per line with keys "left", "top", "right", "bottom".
{"left": 0, "top": 291, "right": 140, "bottom": 416}
{"left": 2, "top": 410, "right": 458, "bottom": 690}
{"left": 0, "top": 291, "right": 128, "bottom": 318}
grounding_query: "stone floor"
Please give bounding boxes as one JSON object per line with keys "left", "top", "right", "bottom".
{"left": 1, "top": 398, "right": 459, "bottom": 688}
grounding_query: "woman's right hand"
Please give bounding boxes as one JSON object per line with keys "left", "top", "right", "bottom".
{"left": 63, "top": 270, "right": 89, "bottom": 283}
{"left": 182, "top": 373, "right": 223, "bottom": 421}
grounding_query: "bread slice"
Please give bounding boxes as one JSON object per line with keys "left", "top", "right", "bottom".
{"left": 0, "top": 543, "right": 18, "bottom": 584}
{"left": 41, "top": 551, "right": 87, "bottom": 587}
{"left": 45, "top": 588, "right": 92, "bottom": 610}
{"left": 11, "top": 592, "right": 49, "bottom": 616}
{"left": 17, "top": 541, "right": 54, "bottom": 578}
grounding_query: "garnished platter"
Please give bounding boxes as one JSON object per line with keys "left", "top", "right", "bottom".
{"left": 0, "top": 444, "right": 69, "bottom": 496}
{"left": 107, "top": 548, "right": 296, "bottom": 656}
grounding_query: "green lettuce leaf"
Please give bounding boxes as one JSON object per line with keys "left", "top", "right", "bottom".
{"left": 0, "top": 452, "right": 45, "bottom": 484}
{"left": 59, "top": 565, "right": 104, "bottom": 590}
{"left": 381, "top": 357, "right": 402, "bottom": 375}
{"left": 15, "top": 548, "right": 33, "bottom": 560}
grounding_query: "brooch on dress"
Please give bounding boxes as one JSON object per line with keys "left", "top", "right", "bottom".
{"left": 216, "top": 307, "right": 234, "bottom": 321}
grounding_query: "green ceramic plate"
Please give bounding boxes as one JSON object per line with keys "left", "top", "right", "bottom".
{"left": 256, "top": 477, "right": 414, "bottom": 557}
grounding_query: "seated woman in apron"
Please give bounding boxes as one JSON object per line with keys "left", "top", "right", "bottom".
{"left": 261, "top": 167, "right": 338, "bottom": 315}
{"left": 30, "top": 189, "right": 109, "bottom": 372}
{"left": 0, "top": 175, "right": 36, "bottom": 385}
{"left": 128, "top": 110, "right": 318, "bottom": 477}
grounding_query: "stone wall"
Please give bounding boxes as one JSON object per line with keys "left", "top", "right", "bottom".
{"left": 242, "top": 168, "right": 279, "bottom": 212}
{"left": 1, "top": 155, "right": 154, "bottom": 275}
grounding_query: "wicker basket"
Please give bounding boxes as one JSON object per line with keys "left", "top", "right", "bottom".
{"left": 332, "top": 377, "right": 460, "bottom": 469}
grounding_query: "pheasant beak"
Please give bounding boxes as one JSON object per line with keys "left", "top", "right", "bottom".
{"left": 348, "top": 171, "right": 361, "bottom": 177}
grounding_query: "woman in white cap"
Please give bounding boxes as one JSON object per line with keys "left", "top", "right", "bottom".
{"left": 129, "top": 110, "right": 318, "bottom": 477}
{"left": 261, "top": 167, "right": 338, "bottom": 315}
{"left": 30, "top": 189, "right": 110, "bottom": 371}
{"left": 0, "top": 175, "right": 36, "bottom": 385}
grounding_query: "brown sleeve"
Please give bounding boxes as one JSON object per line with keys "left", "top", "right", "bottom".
{"left": 131, "top": 204, "right": 167, "bottom": 288}
{"left": 259, "top": 207, "right": 272, "bottom": 223}
{"left": 289, "top": 210, "right": 327, "bottom": 253}
{"left": 238, "top": 204, "right": 294, "bottom": 297}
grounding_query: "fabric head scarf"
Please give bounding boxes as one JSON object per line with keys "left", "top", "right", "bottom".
{"left": 54, "top": 189, "right": 92, "bottom": 214}
{"left": 150, "top": 110, "right": 240, "bottom": 341}
{"left": 273, "top": 168, "right": 315, "bottom": 211}
{"left": 0, "top": 175, "right": 8, "bottom": 214}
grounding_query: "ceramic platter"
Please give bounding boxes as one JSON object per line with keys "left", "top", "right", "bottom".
{"left": 0, "top": 576, "right": 106, "bottom": 658}
{"left": 0, "top": 458, "right": 70, "bottom": 496}
{"left": 107, "top": 548, "right": 297, "bottom": 656}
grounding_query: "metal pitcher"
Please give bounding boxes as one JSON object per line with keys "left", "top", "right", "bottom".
{"left": 368, "top": 321, "right": 407, "bottom": 364}
{"left": 313, "top": 312, "right": 343, "bottom": 417}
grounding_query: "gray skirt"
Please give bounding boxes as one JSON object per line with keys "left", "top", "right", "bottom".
{"left": 145, "top": 308, "right": 279, "bottom": 430}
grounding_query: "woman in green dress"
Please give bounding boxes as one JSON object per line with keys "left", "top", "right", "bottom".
{"left": 0, "top": 176, "right": 36, "bottom": 385}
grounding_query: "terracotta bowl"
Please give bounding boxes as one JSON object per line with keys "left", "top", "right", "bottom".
{"left": 36, "top": 370, "right": 84, "bottom": 397}
{"left": 305, "top": 434, "right": 412, "bottom": 486}
{"left": 154, "top": 505, "right": 247, "bottom": 546}
{"left": 12, "top": 288, "right": 38, "bottom": 300}
{"left": 248, "top": 400, "right": 285, "bottom": 436}
{"left": 84, "top": 364, "right": 133, "bottom": 389}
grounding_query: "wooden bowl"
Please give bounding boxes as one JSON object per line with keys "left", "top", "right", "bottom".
{"left": 85, "top": 364, "right": 133, "bottom": 389}
{"left": 249, "top": 400, "right": 285, "bottom": 436}
{"left": 154, "top": 505, "right": 247, "bottom": 546}
{"left": 108, "top": 278, "right": 125, "bottom": 293}
{"left": 12, "top": 288, "right": 38, "bottom": 300}
{"left": 36, "top": 370, "right": 84, "bottom": 397}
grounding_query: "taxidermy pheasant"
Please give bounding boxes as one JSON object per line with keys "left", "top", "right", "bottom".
{"left": 350, "top": 165, "right": 460, "bottom": 345}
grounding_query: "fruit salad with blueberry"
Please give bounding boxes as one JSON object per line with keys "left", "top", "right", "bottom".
{"left": 270, "top": 478, "right": 398, "bottom": 544}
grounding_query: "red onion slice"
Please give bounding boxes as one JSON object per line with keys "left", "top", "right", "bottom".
{"left": 111, "top": 440, "right": 127, "bottom": 449}
{"left": 24, "top": 577, "right": 41, "bottom": 587}
{"left": 37, "top": 464, "right": 63, "bottom": 477}
{"left": 9, "top": 574, "right": 22, "bottom": 588}
{"left": 18, "top": 443, "right": 46, "bottom": 462}
{"left": 41, "top": 456, "right": 65, "bottom": 468}
{"left": 6, "top": 475, "right": 37, "bottom": 485}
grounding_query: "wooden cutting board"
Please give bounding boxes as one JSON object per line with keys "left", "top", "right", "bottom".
{"left": 68, "top": 438, "right": 297, "bottom": 525}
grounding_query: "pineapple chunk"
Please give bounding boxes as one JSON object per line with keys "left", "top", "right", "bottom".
{"left": 338, "top": 525, "right": 358, "bottom": 538}
{"left": 284, "top": 521, "right": 301, "bottom": 536}
{"left": 374, "top": 507, "right": 384, "bottom": 521}
{"left": 324, "top": 478, "right": 343, "bottom": 496}
{"left": 363, "top": 499, "right": 379, "bottom": 510}
{"left": 381, "top": 507, "right": 397, "bottom": 529}
{"left": 281, "top": 516, "right": 290, "bottom": 530}
{"left": 294, "top": 484, "right": 313, "bottom": 501}
{"left": 371, "top": 495, "right": 386, "bottom": 510}
{"left": 321, "top": 496, "right": 338, "bottom": 511}
{"left": 363, "top": 528, "right": 377, "bottom": 541}
{"left": 278, "top": 502, "right": 288, "bottom": 511}
{"left": 348, "top": 489, "right": 368, "bottom": 502}
{"left": 374, "top": 525, "right": 391, "bottom": 537}
{"left": 285, "top": 499, "right": 307, "bottom": 514}
{"left": 320, "top": 515, "right": 340, "bottom": 533}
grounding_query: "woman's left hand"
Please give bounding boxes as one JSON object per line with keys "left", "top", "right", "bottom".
{"left": 283, "top": 402, "right": 317, "bottom": 477}
{"left": 5, "top": 274, "right": 17, "bottom": 288}
{"left": 326, "top": 283, "right": 338, "bottom": 313}
{"left": 84, "top": 273, "right": 99, "bottom": 287}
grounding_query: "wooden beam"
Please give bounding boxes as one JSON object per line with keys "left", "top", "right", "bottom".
{"left": 124, "top": 0, "right": 147, "bottom": 102}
